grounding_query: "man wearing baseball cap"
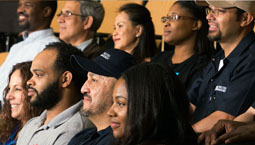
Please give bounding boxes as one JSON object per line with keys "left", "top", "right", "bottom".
{"left": 189, "top": 0, "right": 255, "bottom": 133}
{"left": 67, "top": 49, "right": 137, "bottom": 145}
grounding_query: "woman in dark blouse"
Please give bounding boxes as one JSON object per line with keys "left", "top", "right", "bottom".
{"left": 152, "top": 1, "right": 215, "bottom": 90}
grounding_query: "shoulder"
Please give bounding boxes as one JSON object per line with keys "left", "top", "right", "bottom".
{"left": 67, "top": 127, "right": 97, "bottom": 145}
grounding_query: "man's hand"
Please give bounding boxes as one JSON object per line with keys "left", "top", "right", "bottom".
{"left": 214, "top": 122, "right": 255, "bottom": 144}
{"left": 198, "top": 120, "right": 247, "bottom": 145}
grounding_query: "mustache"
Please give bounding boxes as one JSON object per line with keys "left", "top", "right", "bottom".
{"left": 83, "top": 92, "right": 91, "bottom": 99}
{"left": 27, "top": 86, "right": 39, "bottom": 98}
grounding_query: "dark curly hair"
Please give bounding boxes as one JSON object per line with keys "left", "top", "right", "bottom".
{"left": 0, "top": 61, "right": 43, "bottom": 143}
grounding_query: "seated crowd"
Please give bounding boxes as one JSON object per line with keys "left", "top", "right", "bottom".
{"left": 0, "top": 0, "right": 255, "bottom": 145}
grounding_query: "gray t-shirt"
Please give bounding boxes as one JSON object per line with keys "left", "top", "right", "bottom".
{"left": 16, "top": 101, "right": 94, "bottom": 145}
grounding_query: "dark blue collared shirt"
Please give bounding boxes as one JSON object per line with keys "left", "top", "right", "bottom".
{"left": 189, "top": 32, "right": 255, "bottom": 123}
{"left": 67, "top": 126, "right": 115, "bottom": 145}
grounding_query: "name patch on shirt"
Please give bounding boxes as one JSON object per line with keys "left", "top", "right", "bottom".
{"left": 215, "top": 85, "right": 227, "bottom": 93}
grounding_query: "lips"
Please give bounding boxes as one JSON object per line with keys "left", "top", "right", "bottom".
{"left": 28, "top": 88, "right": 35, "bottom": 97}
{"left": 163, "top": 30, "right": 171, "bottom": 36}
{"left": 18, "top": 13, "right": 28, "bottom": 22}
{"left": 208, "top": 22, "right": 218, "bottom": 32}
{"left": 83, "top": 95, "right": 91, "bottom": 102}
{"left": 110, "top": 121, "right": 120, "bottom": 129}
{"left": 113, "top": 38, "right": 120, "bottom": 43}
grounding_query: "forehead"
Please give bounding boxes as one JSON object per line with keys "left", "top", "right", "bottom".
{"left": 168, "top": 3, "right": 189, "bottom": 15}
{"left": 115, "top": 11, "right": 131, "bottom": 23}
{"left": 113, "top": 78, "right": 127, "bottom": 95}
{"left": 63, "top": 1, "right": 81, "bottom": 13}
{"left": 9, "top": 70, "right": 23, "bottom": 85}
{"left": 31, "top": 49, "right": 57, "bottom": 72}
{"left": 88, "top": 72, "right": 116, "bottom": 83}
{"left": 19, "top": 0, "right": 41, "bottom": 5}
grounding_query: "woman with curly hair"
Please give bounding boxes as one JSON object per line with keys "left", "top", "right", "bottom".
{"left": 0, "top": 61, "right": 42, "bottom": 145}
{"left": 108, "top": 63, "right": 197, "bottom": 145}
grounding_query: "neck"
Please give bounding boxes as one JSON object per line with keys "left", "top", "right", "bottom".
{"left": 89, "top": 112, "right": 111, "bottom": 131}
{"left": 44, "top": 90, "right": 80, "bottom": 125}
{"left": 66, "top": 31, "right": 94, "bottom": 46}
{"left": 118, "top": 38, "right": 139, "bottom": 55}
{"left": 27, "top": 22, "right": 50, "bottom": 35}
{"left": 172, "top": 38, "right": 196, "bottom": 64}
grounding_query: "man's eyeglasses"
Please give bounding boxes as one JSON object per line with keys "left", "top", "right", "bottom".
{"left": 57, "top": 11, "right": 86, "bottom": 18}
{"left": 161, "top": 14, "right": 197, "bottom": 23}
{"left": 205, "top": 7, "right": 235, "bottom": 17}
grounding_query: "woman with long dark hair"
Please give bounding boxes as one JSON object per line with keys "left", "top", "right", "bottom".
{"left": 152, "top": 1, "right": 215, "bottom": 90}
{"left": 0, "top": 61, "right": 42, "bottom": 145}
{"left": 113, "top": 3, "right": 157, "bottom": 63}
{"left": 108, "top": 63, "right": 197, "bottom": 145}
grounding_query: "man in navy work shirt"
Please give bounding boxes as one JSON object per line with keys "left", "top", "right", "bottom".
{"left": 190, "top": 0, "right": 255, "bottom": 133}
{"left": 68, "top": 49, "right": 137, "bottom": 145}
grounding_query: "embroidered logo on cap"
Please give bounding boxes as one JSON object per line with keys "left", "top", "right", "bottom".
{"left": 101, "top": 52, "right": 111, "bottom": 60}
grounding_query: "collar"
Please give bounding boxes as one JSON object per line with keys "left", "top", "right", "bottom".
{"left": 22, "top": 28, "right": 55, "bottom": 41}
{"left": 97, "top": 126, "right": 112, "bottom": 136}
{"left": 76, "top": 38, "right": 93, "bottom": 51}
{"left": 213, "top": 32, "right": 255, "bottom": 63}
{"left": 39, "top": 101, "right": 82, "bottom": 129}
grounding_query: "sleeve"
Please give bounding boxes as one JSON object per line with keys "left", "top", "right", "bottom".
{"left": 188, "top": 71, "right": 205, "bottom": 106}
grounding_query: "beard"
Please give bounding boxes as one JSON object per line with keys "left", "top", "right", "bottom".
{"left": 208, "top": 31, "right": 222, "bottom": 41}
{"left": 80, "top": 93, "right": 111, "bottom": 117}
{"left": 17, "top": 12, "right": 30, "bottom": 31}
{"left": 30, "top": 79, "right": 62, "bottom": 110}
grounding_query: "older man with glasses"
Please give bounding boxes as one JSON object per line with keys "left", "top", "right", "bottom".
{"left": 188, "top": 0, "right": 255, "bottom": 134}
{"left": 57, "top": 0, "right": 105, "bottom": 60}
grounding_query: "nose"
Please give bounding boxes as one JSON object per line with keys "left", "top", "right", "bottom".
{"left": 112, "top": 29, "right": 118, "bottom": 38}
{"left": 81, "top": 81, "right": 90, "bottom": 95}
{"left": 27, "top": 77, "right": 34, "bottom": 88}
{"left": 206, "top": 11, "right": 215, "bottom": 21}
{"left": 57, "top": 13, "right": 65, "bottom": 24}
{"left": 5, "top": 89, "right": 13, "bottom": 101}
{"left": 17, "top": 3, "right": 25, "bottom": 14}
{"left": 164, "top": 21, "right": 170, "bottom": 27}
{"left": 107, "top": 104, "right": 116, "bottom": 118}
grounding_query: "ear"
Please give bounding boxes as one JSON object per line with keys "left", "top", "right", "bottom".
{"left": 43, "top": 6, "right": 52, "bottom": 18}
{"left": 240, "top": 13, "right": 254, "bottom": 27}
{"left": 192, "top": 19, "right": 202, "bottom": 31}
{"left": 60, "top": 71, "right": 73, "bottom": 88}
{"left": 83, "top": 16, "right": 94, "bottom": 30}
{"left": 135, "top": 25, "right": 143, "bottom": 38}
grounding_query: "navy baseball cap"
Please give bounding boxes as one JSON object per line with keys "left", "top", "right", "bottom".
{"left": 70, "top": 49, "right": 137, "bottom": 79}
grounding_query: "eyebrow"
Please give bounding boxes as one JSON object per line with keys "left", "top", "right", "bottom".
{"left": 32, "top": 69, "right": 44, "bottom": 73}
{"left": 115, "top": 96, "right": 128, "bottom": 100}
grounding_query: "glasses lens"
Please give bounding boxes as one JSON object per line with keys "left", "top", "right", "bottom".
{"left": 57, "top": 12, "right": 62, "bottom": 17}
{"left": 161, "top": 17, "right": 167, "bottom": 23}
{"left": 206, "top": 8, "right": 210, "bottom": 15}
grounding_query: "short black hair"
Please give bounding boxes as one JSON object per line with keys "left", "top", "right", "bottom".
{"left": 40, "top": 0, "right": 57, "bottom": 21}
{"left": 44, "top": 42, "right": 85, "bottom": 92}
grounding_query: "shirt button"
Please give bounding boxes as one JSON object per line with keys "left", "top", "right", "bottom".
{"left": 210, "top": 79, "right": 213, "bottom": 82}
